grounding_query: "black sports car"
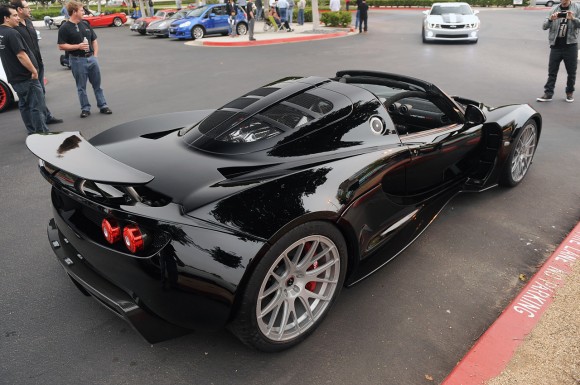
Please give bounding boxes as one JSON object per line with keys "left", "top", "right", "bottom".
{"left": 26, "top": 71, "right": 540, "bottom": 352}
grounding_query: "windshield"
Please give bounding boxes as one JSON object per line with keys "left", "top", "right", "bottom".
{"left": 170, "top": 10, "right": 188, "bottom": 19}
{"left": 430, "top": 4, "right": 473, "bottom": 15}
{"left": 186, "top": 5, "right": 209, "bottom": 17}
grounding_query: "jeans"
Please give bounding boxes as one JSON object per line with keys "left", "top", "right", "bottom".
{"left": 11, "top": 79, "right": 49, "bottom": 135}
{"left": 69, "top": 56, "right": 108, "bottom": 112}
{"left": 256, "top": 7, "right": 263, "bottom": 20}
{"left": 287, "top": 6, "right": 293, "bottom": 24}
{"left": 38, "top": 64, "right": 55, "bottom": 122}
{"left": 544, "top": 44, "right": 578, "bottom": 96}
{"left": 359, "top": 14, "right": 367, "bottom": 32}
{"left": 297, "top": 8, "right": 304, "bottom": 25}
{"left": 228, "top": 17, "right": 238, "bottom": 36}
{"left": 355, "top": 9, "right": 360, "bottom": 28}
{"left": 279, "top": 7, "right": 287, "bottom": 22}
{"left": 248, "top": 18, "right": 255, "bottom": 39}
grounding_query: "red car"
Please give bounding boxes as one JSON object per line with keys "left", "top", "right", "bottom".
{"left": 130, "top": 9, "right": 177, "bottom": 35}
{"left": 52, "top": 9, "right": 127, "bottom": 28}
{"left": 83, "top": 9, "right": 127, "bottom": 27}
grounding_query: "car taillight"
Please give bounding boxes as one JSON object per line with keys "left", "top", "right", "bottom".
{"left": 102, "top": 218, "right": 121, "bottom": 244}
{"left": 123, "top": 224, "right": 146, "bottom": 253}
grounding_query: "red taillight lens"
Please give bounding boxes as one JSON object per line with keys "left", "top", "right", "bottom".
{"left": 123, "top": 224, "right": 145, "bottom": 253}
{"left": 102, "top": 218, "right": 121, "bottom": 244}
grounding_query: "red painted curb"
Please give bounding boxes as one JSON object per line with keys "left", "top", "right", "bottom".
{"left": 442, "top": 221, "right": 580, "bottom": 385}
{"left": 201, "top": 31, "right": 348, "bottom": 46}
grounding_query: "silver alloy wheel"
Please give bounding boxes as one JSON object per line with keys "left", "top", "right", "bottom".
{"left": 113, "top": 17, "right": 123, "bottom": 27}
{"left": 510, "top": 122, "right": 537, "bottom": 183}
{"left": 193, "top": 26, "right": 204, "bottom": 39}
{"left": 256, "top": 235, "right": 341, "bottom": 342}
{"left": 237, "top": 23, "right": 247, "bottom": 35}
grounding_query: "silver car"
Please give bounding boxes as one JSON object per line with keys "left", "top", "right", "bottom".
{"left": 534, "top": 0, "right": 560, "bottom": 6}
{"left": 422, "top": 2, "right": 480, "bottom": 43}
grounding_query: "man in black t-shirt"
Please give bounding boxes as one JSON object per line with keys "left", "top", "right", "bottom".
{"left": 57, "top": 0, "right": 112, "bottom": 118}
{"left": 247, "top": 0, "right": 257, "bottom": 41}
{"left": 12, "top": 0, "right": 62, "bottom": 125}
{"left": 0, "top": 5, "right": 49, "bottom": 135}
{"left": 537, "top": 0, "right": 580, "bottom": 103}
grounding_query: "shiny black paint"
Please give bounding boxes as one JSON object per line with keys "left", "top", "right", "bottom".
{"left": 26, "top": 73, "right": 542, "bottom": 343}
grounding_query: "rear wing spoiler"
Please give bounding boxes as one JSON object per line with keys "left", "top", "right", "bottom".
{"left": 26, "top": 131, "right": 154, "bottom": 185}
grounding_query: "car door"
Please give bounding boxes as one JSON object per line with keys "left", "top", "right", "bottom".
{"left": 211, "top": 5, "right": 229, "bottom": 33}
{"left": 397, "top": 96, "right": 482, "bottom": 200}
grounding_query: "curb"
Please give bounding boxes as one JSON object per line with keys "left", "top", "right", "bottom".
{"left": 196, "top": 31, "right": 349, "bottom": 47}
{"left": 442, "top": 221, "right": 580, "bottom": 385}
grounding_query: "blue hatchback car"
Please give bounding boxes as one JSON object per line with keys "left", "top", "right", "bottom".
{"left": 169, "top": 4, "right": 247, "bottom": 40}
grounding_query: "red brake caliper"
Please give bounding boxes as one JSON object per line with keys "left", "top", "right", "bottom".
{"left": 305, "top": 260, "right": 318, "bottom": 292}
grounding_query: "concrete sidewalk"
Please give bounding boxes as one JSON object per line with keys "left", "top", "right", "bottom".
{"left": 185, "top": 21, "right": 353, "bottom": 47}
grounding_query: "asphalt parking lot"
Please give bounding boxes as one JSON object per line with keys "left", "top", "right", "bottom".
{"left": 1, "top": 8, "right": 579, "bottom": 385}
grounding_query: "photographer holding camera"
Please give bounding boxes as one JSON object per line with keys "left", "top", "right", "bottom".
{"left": 537, "top": 0, "right": 580, "bottom": 103}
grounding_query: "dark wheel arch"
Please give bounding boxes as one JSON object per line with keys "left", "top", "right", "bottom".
{"left": 0, "top": 80, "right": 14, "bottom": 113}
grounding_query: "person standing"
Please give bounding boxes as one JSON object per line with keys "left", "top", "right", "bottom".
{"left": 297, "top": 0, "right": 305, "bottom": 25}
{"left": 11, "top": 0, "right": 63, "bottom": 125}
{"left": 57, "top": 1, "right": 112, "bottom": 118}
{"left": 148, "top": 0, "right": 154, "bottom": 16}
{"left": 255, "top": 0, "right": 263, "bottom": 21}
{"left": 354, "top": 0, "right": 361, "bottom": 29}
{"left": 358, "top": 0, "right": 368, "bottom": 33}
{"left": 247, "top": 0, "right": 257, "bottom": 41}
{"left": 0, "top": 6, "right": 49, "bottom": 134}
{"left": 287, "top": 0, "right": 294, "bottom": 25}
{"left": 276, "top": 0, "right": 293, "bottom": 31}
{"left": 537, "top": 0, "right": 580, "bottom": 103}
{"left": 226, "top": 0, "right": 238, "bottom": 37}
{"left": 329, "top": 0, "right": 340, "bottom": 12}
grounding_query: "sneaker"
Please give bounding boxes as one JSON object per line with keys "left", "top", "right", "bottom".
{"left": 536, "top": 94, "right": 552, "bottom": 102}
{"left": 80, "top": 110, "right": 90, "bottom": 118}
{"left": 46, "top": 117, "right": 64, "bottom": 124}
{"left": 100, "top": 107, "right": 113, "bottom": 114}
{"left": 566, "top": 93, "right": 574, "bottom": 103}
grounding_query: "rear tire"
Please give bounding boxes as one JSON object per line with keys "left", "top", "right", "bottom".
{"left": 0, "top": 81, "right": 14, "bottom": 113}
{"left": 229, "top": 221, "right": 347, "bottom": 352}
{"left": 499, "top": 119, "right": 538, "bottom": 187}
{"left": 113, "top": 17, "right": 123, "bottom": 27}
{"left": 236, "top": 22, "right": 248, "bottom": 36}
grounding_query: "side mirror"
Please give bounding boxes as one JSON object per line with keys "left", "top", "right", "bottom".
{"left": 209, "top": 12, "right": 216, "bottom": 17}
{"left": 464, "top": 104, "right": 485, "bottom": 125}
{"left": 473, "top": 10, "right": 479, "bottom": 15}
{"left": 422, "top": 10, "right": 428, "bottom": 15}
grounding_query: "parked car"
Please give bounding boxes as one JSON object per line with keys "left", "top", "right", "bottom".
{"left": 131, "top": 9, "right": 177, "bottom": 35}
{"left": 51, "top": 8, "right": 127, "bottom": 28}
{"left": 26, "top": 70, "right": 541, "bottom": 351}
{"left": 534, "top": 0, "right": 560, "bottom": 6}
{"left": 422, "top": 2, "right": 480, "bottom": 43}
{"left": 169, "top": 3, "right": 247, "bottom": 40}
{"left": 146, "top": 9, "right": 189, "bottom": 37}
{"left": 0, "top": 59, "right": 18, "bottom": 113}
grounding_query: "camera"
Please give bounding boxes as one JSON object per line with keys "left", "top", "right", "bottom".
{"left": 557, "top": 11, "right": 568, "bottom": 18}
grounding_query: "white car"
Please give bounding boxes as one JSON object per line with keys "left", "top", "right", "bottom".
{"left": 422, "top": 2, "right": 480, "bottom": 43}
{"left": 0, "top": 48, "right": 19, "bottom": 113}
{"left": 535, "top": 0, "right": 560, "bottom": 6}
